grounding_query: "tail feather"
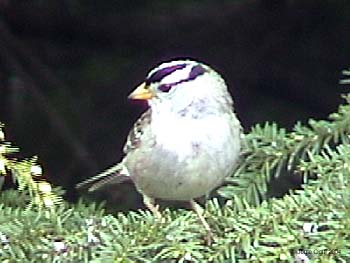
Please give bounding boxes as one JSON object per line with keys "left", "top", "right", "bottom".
{"left": 76, "top": 163, "right": 130, "bottom": 192}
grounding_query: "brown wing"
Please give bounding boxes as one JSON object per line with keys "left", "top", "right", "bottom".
{"left": 77, "top": 110, "right": 152, "bottom": 192}
{"left": 123, "top": 109, "right": 152, "bottom": 154}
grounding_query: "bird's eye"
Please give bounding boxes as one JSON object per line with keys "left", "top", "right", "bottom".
{"left": 158, "top": 84, "right": 173, "bottom": 92}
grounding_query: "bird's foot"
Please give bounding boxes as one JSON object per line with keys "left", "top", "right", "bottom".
{"left": 142, "top": 194, "right": 162, "bottom": 220}
{"left": 190, "top": 199, "right": 214, "bottom": 246}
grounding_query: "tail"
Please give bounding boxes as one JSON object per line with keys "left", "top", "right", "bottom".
{"left": 76, "top": 163, "right": 130, "bottom": 192}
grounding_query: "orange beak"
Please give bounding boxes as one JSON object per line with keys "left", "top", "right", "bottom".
{"left": 128, "top": 82, "right": 154, "bottom": 100}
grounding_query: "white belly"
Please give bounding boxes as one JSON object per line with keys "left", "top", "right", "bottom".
{"left": 126, "top": 114, "right": 241, "bottom": 200}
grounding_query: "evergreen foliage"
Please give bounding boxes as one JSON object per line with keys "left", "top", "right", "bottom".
{"left": 1, "top": 88, "right": 349, "bottom": 262}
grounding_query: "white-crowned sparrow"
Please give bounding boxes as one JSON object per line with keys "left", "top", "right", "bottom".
{"left": 78, "top": 59, "right": 242, "bottom": 244}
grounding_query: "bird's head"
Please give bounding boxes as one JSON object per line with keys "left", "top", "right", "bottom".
{"left": 129, "top": 59, "right": 232, "bottom": 115}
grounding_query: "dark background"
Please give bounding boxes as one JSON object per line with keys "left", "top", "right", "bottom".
{"left": 0, "top": 0, "right": 349, "bottom": 207}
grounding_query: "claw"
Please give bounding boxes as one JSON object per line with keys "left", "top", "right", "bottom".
{"left": 190, "top": 199, "right": 214, "bottom": 246}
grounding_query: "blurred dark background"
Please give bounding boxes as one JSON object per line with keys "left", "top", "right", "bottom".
{"left": 0, "top": 0, "right": 349, "bottom": 208}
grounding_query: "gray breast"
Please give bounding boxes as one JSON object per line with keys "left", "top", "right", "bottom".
{"left": 124, "top": 114, "right": 241, "bottom": 201}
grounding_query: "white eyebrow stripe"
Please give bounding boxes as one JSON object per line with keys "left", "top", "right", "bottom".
{"left": 161, "top": 66, "right": 192, "bottom": 84}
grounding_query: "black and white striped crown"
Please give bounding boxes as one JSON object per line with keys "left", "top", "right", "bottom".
{"left": 145, "top": 60, "right": 208, "bottom": 92}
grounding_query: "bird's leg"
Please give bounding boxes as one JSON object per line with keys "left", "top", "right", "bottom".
{"left": 190, "top": 199, "right": 213, "bottom": 245}
{"left": 142, "top": 194, "right": 162, "bottom": 219}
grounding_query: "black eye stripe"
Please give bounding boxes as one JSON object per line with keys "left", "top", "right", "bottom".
{"left": 146, "top": 64, "right": 187, "bottom": 84}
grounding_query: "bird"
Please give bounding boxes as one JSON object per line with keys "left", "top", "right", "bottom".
{"left": 77, "top": 59, "right": 242, "bottom": 244}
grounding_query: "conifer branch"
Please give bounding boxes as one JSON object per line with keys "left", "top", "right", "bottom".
{"left": 1, "top": 92, "right": 349, "bottom": 261}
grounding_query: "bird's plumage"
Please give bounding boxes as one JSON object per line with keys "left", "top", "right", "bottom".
{"left": 78, "top": 59, "right": 241, "bottom": 203}
{"left": 77, "top": 59, "right": 242, "bottom": 244}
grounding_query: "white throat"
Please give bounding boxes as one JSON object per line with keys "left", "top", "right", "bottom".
{"left": 150, "top": 106, "right": 232, "bottom": 160}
